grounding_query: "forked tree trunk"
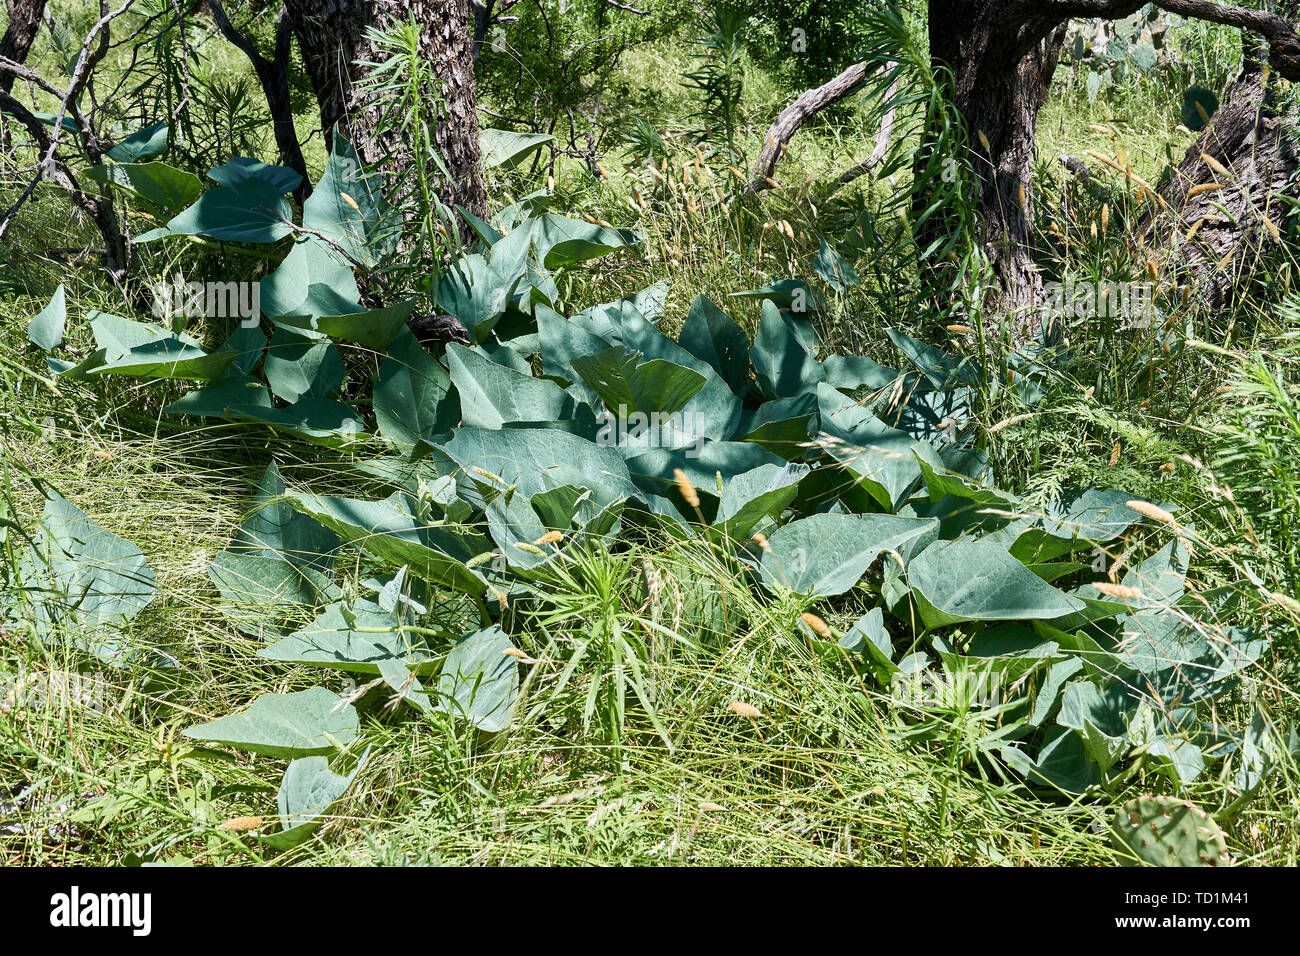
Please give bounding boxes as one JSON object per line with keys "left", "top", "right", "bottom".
{"left": 925, "top": 1, "right": 1068, "bottom": 340}
{"left": 282, "top": 0, "right": 488, "bottom": 226}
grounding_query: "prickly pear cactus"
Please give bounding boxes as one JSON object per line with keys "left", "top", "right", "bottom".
{"left": 1111, "top": 795, "right": 1230, "bottom": 866}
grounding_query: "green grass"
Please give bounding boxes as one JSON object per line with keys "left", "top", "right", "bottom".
{"left": 2, "top": 11, "right": 1299, "bottom": 867}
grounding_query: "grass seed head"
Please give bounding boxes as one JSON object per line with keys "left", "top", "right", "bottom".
{"left": 1092, "top": 582, "right": 1144, "bottom": 600}
{"left": 1269, "top": 592, "right": 1300, "bottom": 615}
{"left": 218, "top": 816, "right": 264, "bottom": 832}
{"left": 1201, "top": 152, "right": 1231, "bottom": 179}
{"left": 1127, "top": 499, "right": 1177, "bottom": 525}
{"left": 674, "top": 468, "right": 700, "bottom": 508}
{"left": 800, "top": 612, "right": 831, "bottom": 637}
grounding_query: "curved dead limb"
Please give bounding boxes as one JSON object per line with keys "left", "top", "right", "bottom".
{"left": 746, "top": 60, "right": 872, "bottom": 195}
{"left": 831, "top": 71, "right": 900, "bottom": 193}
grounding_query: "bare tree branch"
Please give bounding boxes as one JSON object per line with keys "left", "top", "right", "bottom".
{"left": 206, "top": 0, "right": 311, "bottom": 203}
{"left": 599, "top": 0, "right": 649, "bottom": 14}
{"left": 0, "top": 0, "right": 137, "bottom": 282}
{"left": 831, "top": 72, "right": 900, "bottom": 192}
{"left": 1023, "top": 0, "right": 1300, "bottom": 78}
{"left": 0, "top": 0, "right": 46, "bottom": 96}
{"left": 746, "top": 60, "right": 873, "bottom": 195}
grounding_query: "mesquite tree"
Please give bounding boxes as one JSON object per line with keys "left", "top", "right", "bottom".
{"left": 929, "top": 0, "right": 1300, "bottom": 336}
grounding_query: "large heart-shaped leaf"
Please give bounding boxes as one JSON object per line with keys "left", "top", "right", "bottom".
{"left": 373, "top": 329, "right": 459, "bottom": 448}
{"left": 437, "top": 625, "right": 519, "bottom": 732}
{"left": 230, "top": 462, "right": 340, "bottom": 573}
{"left": 1057, "top": 679, "right": 1136, "bottom": 772}
{"left": 735, "top": 393, "right": 818, "bottom": 459}
{"left": 823, "top": 353, "right": 895, "bottom": 392}
{"left": 447, "top": 342, "right": 576, "bottom": 428}
{"left": 537, "top": 304, "right": 613, "bottom": 395}
{"left": 105, "top": 121, "right": 169, "bottom": 163}
{"left": 760, "top": 512, "right": 937, "bottom": 597}
{"left": 260, "top": 237, "right": 363, "bottom": 319}
{"left": 678, "top": 294, "right": 751, "bottom": 394}
{"left": 751, "top": 300, "right": 825, "bottom": 399}
{"left": 227, "top": 399, "right": 368, "bottom": 448}
{"left": 284, "top": 490, "right": 489, "bottom": 596}
{"left": 436, "top": 251, "right": 525, "bottom": 344}
{"left": 905, "top": 537, "right": 1087, "bottom": 628}
{"left": 27, "top": 284, "right": 65, "bottom": 350}
{"left": 572, "top": 346, "right": 706, "bottom": 420}
{"left": 530, "top": 213, "right": 640, "bottom": 268}
{"left": 260, "top": 752, "right": 368, "bottom": 851}
{"left": 816, "top": 382, "right": 938, "bottom": 511}
{"left": 479, "top": 128, "right": 554, "bottom": 169}
{"left": 434, "top": 427, "right": 641, "bottom": 508}
{"left": 1001, "top": 725, "right": 1101, "bottom": 794}
{"left": 264, "top": 329, "right": 345, "bottom": 402}
{"left": 59, "top": 312, "right": 239, "bottom": 382}
{"left": 605, "top": 304, "right": 742, "bottom": 444}
{"left": 207, "top": 156, "right": 303, "bottom": 195}
{"left": 303, "top": 130, "right": 389, "bottom": 267}
{"left": 207, "top": 550, "right": 334, "bottom": 636}
{"left": 710, "top": 463, "right": 809, "bottom": 543}
{"left": 11, "top": 491, "right": 158, "bottom": 665}
{"left": 271, "top": 300, "right": 414, "bottom": 352}
{"left": 182, "top": 687, "right": 358, "bottom": 758}
{"left": 260, "top": 598, "right": 434, "bottom": 673}
{"left": 164, "top": 159, "right": 296, "bottom": 243}
{"left": 813, "top": 238, "right": 861, "bottom": 291}
{"left": 163, "top": 375, "right": 272, "bottom": 418}
{"left": 85, "top": 162, "right": 203, "bottom": 213}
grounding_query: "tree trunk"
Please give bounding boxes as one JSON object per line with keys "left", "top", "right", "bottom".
{"left": 0, "top": 0, "right": 45, "bottom": 96}
{"left": 925, "top": 1, "right": 1068, "bottom": 340}
{"left": 1149, "top": 1, "right": 1299, "bottom": 309}
{"left": 282, "top": 0, "right": 488, "bottom": 229}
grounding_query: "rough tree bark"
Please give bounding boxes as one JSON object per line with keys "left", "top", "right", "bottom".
{"left": 0, "top": 0, "right": 45, "bottom": 95}
{"left": 1147, "top": 0, "right": 1300, "bottom": 308}
{"left": 282, "top": 0, "right": 488, "bottom": 226}
{"left": 924, "top": 1, "right": 1070, "bottom": 338}
{"left": 923, "top": 0, "right": 1300, "bottom": 341}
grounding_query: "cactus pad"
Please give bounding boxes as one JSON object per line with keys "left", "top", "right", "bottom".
{"left": 1111, "top": 795, "right": 1230, "bottom": 866}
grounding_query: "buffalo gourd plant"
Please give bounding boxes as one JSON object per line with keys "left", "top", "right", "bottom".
{"left": 22, "top": 135, "right": 1281, "bottom": 848}
{"left": 1, "top": 488, "right": 164, "bottom": 668}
